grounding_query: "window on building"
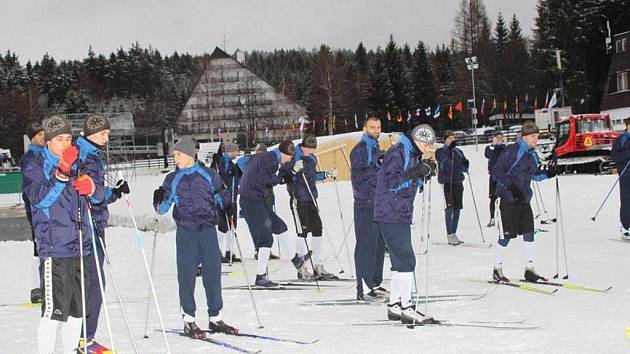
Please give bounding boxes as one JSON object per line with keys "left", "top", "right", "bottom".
{"left": 618, "top": 72, "right": 628, "bottom": 91}
{"left": 623, "top": 38, "right": 627, "bottom": 52}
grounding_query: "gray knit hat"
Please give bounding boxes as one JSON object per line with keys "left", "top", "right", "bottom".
{"left": 173, "top": 136, "right": 199, "bottom": 159}
{"left": 224, "top": 142, "right": 239, "bottom": 153}
{"left": 410, "top": 124, "right": 436, "bottom": 145}
{"left": 521, "top": 120, "right": 540, "bottom": 136}
{"left": 254, "top": 143, "right": 267, "bottom": 153}
{"left": 84, "top": 114, "right": 111, "bottom": 137}
{"left": 44, "top": 115, "right": 73, "bottom": 141}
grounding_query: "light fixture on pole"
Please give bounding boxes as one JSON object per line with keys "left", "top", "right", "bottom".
{"left": 465, "top": 56, "right": 479, "bottom": 150}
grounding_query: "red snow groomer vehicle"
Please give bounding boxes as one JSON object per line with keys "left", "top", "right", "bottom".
{"left": 553, "top": 114, "right": 619, "bottom": 173}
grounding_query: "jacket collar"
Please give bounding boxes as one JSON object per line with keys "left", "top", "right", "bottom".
{"left": 361, "top": 134, "right": 379, "bottom": 149}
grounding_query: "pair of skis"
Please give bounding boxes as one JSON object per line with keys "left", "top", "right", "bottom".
{"left": 471, "top": 279, "right": 612, "bottom": 295}
{"left": 355, "top": 318, "right": 539, "bottom": 330}
{"left": 163, "top": 328, "right": 318, "bottom": 353}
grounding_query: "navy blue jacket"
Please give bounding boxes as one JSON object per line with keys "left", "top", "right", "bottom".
{"left": 22, "top": 147, "right": 93, "bottom": 257}
{"left": 218, "top": 154, "right": 240, "bottom": 201}
{"left": 351, "top": 134, "right": 382, "bottom": 207}
{"left": 374, "top": 134, "right": 424, "bottom": 224}
{"left": 287, "top": 144, "right": 326, "bottom": 202}
{"left": 435, "top": 145, "right": 467, "bottom": 184}
{"left": 611, "top": 131, "right": 630, "bottom": 183}
{"left": 484, "top": 143, "right": 506, "bottom": 173}
{"left": 492, "top": 139, "right": 548, "bottom": 204}
{"left": 158, "top": 161, "right": 232, "bottom": 230}
{"left": 76, "top": 137, "right": 119, "bottom": 234}
{"left": 237, "top": 149, "right": 287, "bottom": 201}
{"left": 21, "top": 144, "right": 45, "bottom": 225}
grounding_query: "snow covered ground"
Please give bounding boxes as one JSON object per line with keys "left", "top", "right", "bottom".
{"left": 1, "top": 142, "right": 630, "bottom": 353}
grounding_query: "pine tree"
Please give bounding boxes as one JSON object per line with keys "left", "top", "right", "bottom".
{"left": 410, "top": 41, "right": 437, "bottom": 108}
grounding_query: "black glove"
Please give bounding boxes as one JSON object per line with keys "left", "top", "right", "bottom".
{"left": 462, "top": 159, "right": 470, "bottom": 172}
{"left": 407, "top": 159, "right": 436, "bottom": 179}
{"left": 112, "top": 180, "right": 130, "bottom": 198}
{"left": 153, "top": 187, "right": 165, "bottom": 209}
{"left": 376, "top": 150, "right": 385, "bottom": 167}
{"left": 281, "top": 172, "right": 293, "bottom": 185}
{"left": 546, "top": 158, "right": 559, "bottom": 178}
{"left": 508, "top": 184, "right": 525, "bottom": 203}
{"left": 224, "top": 202, "right": 237, "bottom": 220}
{"left": 449, "top": 140, "right": 457, "bottom": 149}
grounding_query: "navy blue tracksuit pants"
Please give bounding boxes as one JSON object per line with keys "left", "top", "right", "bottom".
{"left": 377, "top": 223, "right": 416, "bottom": 273}
{"left": 240, "top": 196, "right": 287, "bottom": 248}
{"left": 353, "top": 206, "right": 385, "bottom": 296}
{"left": 86, "top": 236, "right": 105, "bottom": 340}
{"left": 176, "top": 226, "right": 223, "bottom": 318}
{"left": 621, "top": 180, "right": 630, "bottom": 230}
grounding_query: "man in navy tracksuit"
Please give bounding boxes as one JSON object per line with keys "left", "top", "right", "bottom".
{"left": 484, "top": 131, "right": 506, "bottom": 227}
{"left": 287, "top": 135, "right": 337, "bottom": 280}
{"left": 610, "top": 117, "right": 630, "bottom": 240}
{"left": 76, "top": 114, "right": 129, "bottom": 352}
{"left": 153, "top": 136, "right": 237, "bottom": 338}
{"left": 21, "top": 121, "right": 45, "bottom": 304}
{"left": 491, "top": 121, "right": 557, "bottom": 283}
{"left": 239, "top": 141, "right": 295, "bottom": 287}
{"left": 351, "top": 117, "right": 387, "bottom": 300}
{"left": 435, "top": 131, "right": 469, "bottom": 245}
{"left": 217, "top": 142, "right": 241, "bottom": 263}
{"left": 23, "top": 115, "right": 95, "bottom": 354}
{"left": 375, "top": 124, "right": 436, "bottom": 324}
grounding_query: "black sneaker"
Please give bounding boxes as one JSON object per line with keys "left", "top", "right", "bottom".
{"left": 226, "top": 251, "right": 241, "bottom": 263}
{"left": 30, "top": 288, "right": 42, "bottom": 304}
{"left": 254, "top": 274, "right": 279, "bottom": 287}
{"left": 184, "top": 321, "right": 206, "bottom": 339}
{"left": 208, "top": 320, "right": 238, "bottom": 334}
{"left": 524, "top": 267, "right": 547, "bottom": 283}
{"left": 196, "top": 266, "right": 202, "bottom": 277}
{"left": 493, "top": 267, "right": 509, "bottom": 283}
{"left": 290, "top": 251, "right": 312, "bottom": 269}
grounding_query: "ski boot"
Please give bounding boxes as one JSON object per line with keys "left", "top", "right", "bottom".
{"left": 297, "top": 265, "right": 315, "bottom": 281}
{"left": 447, "top": 234, "right": 463, "bottom": 245}
{"left": 314, "top": 264, "right": 339, "bottom": 280}
{"left": 254, "top": 273, "right": 279, "bottom": 287}
{"left": 371, "top": 286, "right": 389, "bottom": 297}
{"left": 77, "top": 339, "right": 113, "bottom": 354}
{"left": 400, "top": 305, "right": 435, "bottom": 325}
{"left": 290, "top": 251, "right": 312, "bottom": 270}
{"left": 524, "top": 267, "right": 547, "bottom": 283}
{"left": 486, "top": 218, "right": 495, "bottom": 227}
{"left": 493, "top": 266, "right": 510, "bottom": 283}
{"left": 184, "top": 321, "right": 206, "bottom": 339}
{"left": 225, "top": 251, "right": 241, "bottom": 263}
{"left": 30, "top": 288, "right": 42, "bottom": 304}
{"left": 622, "top": 228, "right": 630, "bottom": 241}
{"left": 387, "top": 301, "right": 402, "bottom": 321}
{"left": 209, "top": 320, "right": 239, "bottom": 334}
{"left": 269, "top": 253, "right": 280, "bottom": 260}
{"left": 358, "top": 289, "right": 385, "bottom": 302}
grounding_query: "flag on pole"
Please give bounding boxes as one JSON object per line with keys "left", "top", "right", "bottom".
{"left": 480, "top": 98, "right": 485, "bottom": 116}
{"left": 433, "top": 105, "right": 441, "bottom": 118}
{"left": 492, "top": 98, "right": 497, "bottom": 112}
{"left": 407, "top": 110, "right": 412, "bottom": 123}
{"left": 524, "top": 93, "right": 529, "bottom": 110}
{"left": 425, "top": 107, "right": 432, "bottom": 116}
{"left": 447, "top": 105, "right": 453, "bottom": 120}
{"left": 387, "top": 111, "right": 392, "bottom": 121}
{"left": 332, "top": 115, "right": 337, "bottom": 133}
{"left": 396, "top": 112, "right": 403, "bottom": 123}
{"left": 354, "top": 113, "right": 358, "bottom": 129}
{"left": 503, "top": 100, "right": 508, "bottom": 113}
{"left": 312, "top": 119, "right": 317, "bottom": 133}
{"left": 416, "top": 108, "right": 421, "bottom": 116}
{"left": 454, "top": 101, "right": 463, "bottom": 112}
{"left": 515, "top": 96, "right": 519, "bottom": 113}
{"left": 534, "top": 96, "right": 539, "bottom": 110}
{"left": 265, "top": 127, "right": 269, "bottom": 137}
{"left": 548, "top": 92, "right": 558, "bottom": 108}
{"left": 299, "top": 117, "right": 306, "bottom": 132}
{"left": 544, "top": 91, "right": 549, "bottom": 108}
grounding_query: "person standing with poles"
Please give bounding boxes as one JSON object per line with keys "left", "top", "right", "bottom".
{"left": 20, "top": 121, "right": 46, "bottom": 304}
{"left": 153, "top": 136, "right": 238, "bottom": 338}
{"left": 350, "top": 117, "right": 388, "bottom": 301}
{"left": 217, "top": 142, "right": 241, "bottom": 263}
{"left": 75, "top": 114, "right": 131, "bottom": 353}
{"left": 287, "top": 135, "right": 338, "bottom": 280}
{"left": 23, "top": 115, "right": 95, "bottom": 354}
{"left": 435, "top": 131, "right": 470, "bottom": 245}
{"left": 491, "top": 121, "right": 559, "bottom": 283}
{"left": 484, "top": 131, "right": 506, "bottom": 227}
{"left": 239, "top": 141, "right": 295, "bottom": 287}
{"left": 610, "top": 117, "right": 630, "bottom": 240}
{"left": 375, "top": 124, "right": 436, "bottom": 324}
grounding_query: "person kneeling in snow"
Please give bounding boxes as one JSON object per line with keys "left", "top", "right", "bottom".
{"left": 374, "top": 124, "right": 436, "bottom": 325}
{"left": 491, "top": 121, "right": 559, "bottom": 283}
{"left": 153, "top": 136, "right": 237, "bottom": 339}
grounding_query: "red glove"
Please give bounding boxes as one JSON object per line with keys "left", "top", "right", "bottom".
{"left": 72, "top": 174, "right": 95, "bottom": 196}
{"left": 55, "top": 146, "right": 79, "bottom": 181}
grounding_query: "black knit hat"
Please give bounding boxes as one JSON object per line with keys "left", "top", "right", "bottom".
{"left": 301, "top": 135, "right": 318, "bottom": 149}
{"left": 443, "top": 130, "right": 455, "bottom": 140}
{"left": 84, "top": 114, "right": 111, "bottom": 137}
{"left": 278, "top": 140, "right": 295, "bottom": 156}
{"left": 26, "top": 121, "right": 44, "bottom": 139}
{"left": 44, "top": 115, "right": 73, "bottom": 141}
{"left": 624, "top": 117, "right": 630, "bottom": 126}
{"left": 521, "top": 120, "right": 540, "bottom": 136}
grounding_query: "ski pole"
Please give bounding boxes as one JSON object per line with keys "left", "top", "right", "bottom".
{"left": 532, "top": 181, "right": 541, "bottom": 219}
{"left": 332, "top": 176, "right": 354, "bottom": 277}
{"left": 228, "top": 218, "right": 264, "bottom": 328}
{"left": 411, "top": 176, "right": 428, "bottom": 323}
{"left": 300, "top": 173, "right": 337, "bottom": 262}
{"left": 125, "top": 195, "right": 171, "bottom": 353}
{"left": 289, "top": 195, "right": 321, "bottom": 292}
{"left": 84, "top": 202, "right": 117, "bottom": 353}
{"left": 555, "top": 177, "right": 570, "bottom": 279}
{"left": 424, "top": 179, "right": 434, "bottom": 316}
{"left": 466, "top": 171, "right": 486, "bottom": 243}
{"left": 535, "top": 182, "right": 548, "bottom": 215}
{"left": 334, "top": 219, "right": 355, "bottom": 259}
{"left": 142, "top": 214, "right": 160, "bottom": 339}
{"left": 76, "top": 175, "right": 89, "bottom": 354}
{"left": 591, "top": 160, "right": 630, "bottom": 221}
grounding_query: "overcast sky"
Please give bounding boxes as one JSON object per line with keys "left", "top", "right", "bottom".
{"left": 1, "top": 0, "right": 538, "bottom": 62}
